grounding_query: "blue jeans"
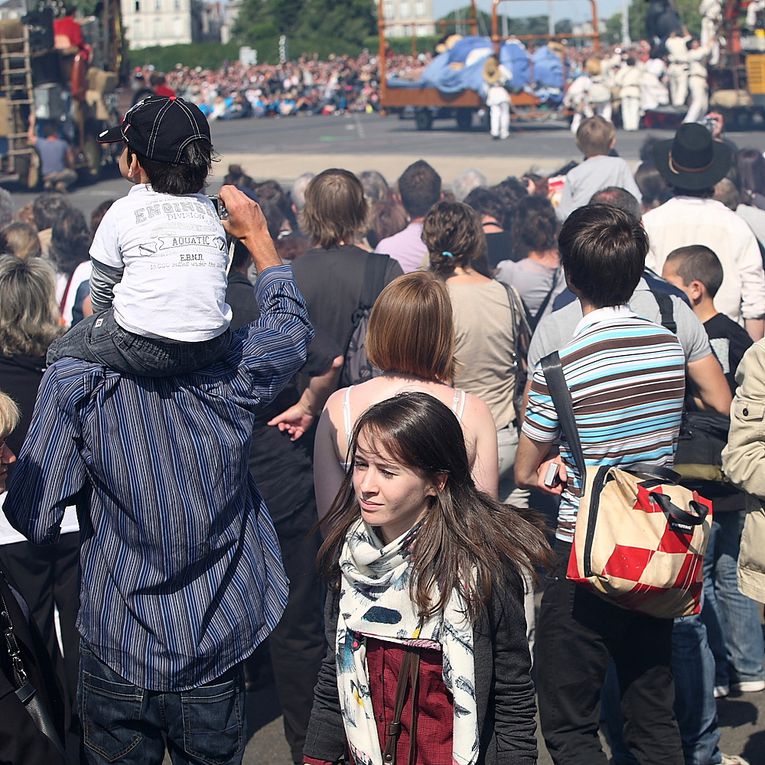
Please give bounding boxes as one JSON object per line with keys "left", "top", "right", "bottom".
{"left": 78, "top": 642, "right": 246, "bottom": 765}
{"left": 48, "top": 308, "right": 231, "bottom": 378}
{"left": 672, "top": 614, "right": 721, "bottom": 765}
{"left": 605, "top": 616, "right": 722, "bottom": 765}
{"left": 702, "top": 511, "right": 765, "bottom": 687}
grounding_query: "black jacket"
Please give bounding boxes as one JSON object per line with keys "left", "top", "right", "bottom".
{"left": 0, "top": 574, "right": 66, "bottom": 765}
{"left": 303, "top": 566, "right": 537, "bottom": 764}
{"left": 0, "top": 354, "right": 46, "bottom": 458}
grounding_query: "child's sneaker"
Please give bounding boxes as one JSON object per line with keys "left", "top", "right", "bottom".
{"left": 713, "top": 684, "right": 730, "bottom": 698}
{"left": 732, "top": 679, "right": 765, "bottom": 693}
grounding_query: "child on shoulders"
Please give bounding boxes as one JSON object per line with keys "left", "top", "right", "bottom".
{"left": 48, "top": 95, "right": 232, "bottom": 377}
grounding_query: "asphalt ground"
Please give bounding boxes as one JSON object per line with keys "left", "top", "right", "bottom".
{"left": 8, "top": 109, "right": 764, "bottom": 763}
{"left": 9, "top": 110, "right": 765, "bottom": 217}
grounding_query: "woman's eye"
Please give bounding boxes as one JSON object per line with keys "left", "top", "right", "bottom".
{"left": 353, "top": 460, "right": 367, "bottom": 470}
{"left": 380, "top": 468, "right": 395, "bottom": 478}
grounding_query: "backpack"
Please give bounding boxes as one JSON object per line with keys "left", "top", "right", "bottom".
{"left": 339, "top": 253, "right": 391, "bottom": 387}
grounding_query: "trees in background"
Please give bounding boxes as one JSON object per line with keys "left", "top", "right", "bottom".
{"left": 234, "top": 0, "right": 375, "bottom": 59}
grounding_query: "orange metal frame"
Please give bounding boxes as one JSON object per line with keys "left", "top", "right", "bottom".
{"left": 378, "top": 0, "right": 600, "bottom": 111}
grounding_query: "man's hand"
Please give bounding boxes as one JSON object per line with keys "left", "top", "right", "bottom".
{"left": 536, "top": 455, "right": 567, "bottom": 496}
{"left": 218, "top": 185, "right": 281, "bottom": 272}
{"left": 515, "top": 432, "right": 566, "bottom": 495}
{"left": 267, "top": 401, "right": 314, "bottom": 441}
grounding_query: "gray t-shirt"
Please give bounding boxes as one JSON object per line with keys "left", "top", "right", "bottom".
{"left": 495, "top": 258, "right": 566, "bottom": 322}
{"left": 37, "top": 137, "right": 68, "bottom": 176}
{"left": 527, "top": 277, "right": 712, "bottom": 370}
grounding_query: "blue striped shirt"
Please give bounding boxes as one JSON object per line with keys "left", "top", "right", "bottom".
{"left": 523, "top": 306, "right": 685, "bottom": 543}
{"left": 3, "top": 265, "right": 313, "bottom": 691}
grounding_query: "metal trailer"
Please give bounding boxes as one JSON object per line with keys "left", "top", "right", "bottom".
{"left": 377, "top": 0, "right": 601, "bottom": 131}
{"left": 708, "top": 0, "right": 765, "bottom": 129}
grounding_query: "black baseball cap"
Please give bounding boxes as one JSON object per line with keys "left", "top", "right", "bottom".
{"left": 97, "top": 95, "right": 211, "bottom": 164}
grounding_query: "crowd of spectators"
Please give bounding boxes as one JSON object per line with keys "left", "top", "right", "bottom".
{"left": 132, "top": 51, "right": 429, "bottom": 120}
{"left": 1, "top": 111, "right": 765, "bottom": 765}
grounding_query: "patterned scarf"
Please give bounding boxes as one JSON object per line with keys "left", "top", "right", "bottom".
{"left": 336, "top": 518, "right": 479, "bottom": 765}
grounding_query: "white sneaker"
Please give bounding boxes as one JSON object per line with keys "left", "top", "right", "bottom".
{"left": 720, "top": 754, "right": 750, "bottom": 765}
{"left": 732, "top": 679, "right": 765, "bottom": 693}
{"left": 714, "top": 684, "right": 730, "bottom": 698}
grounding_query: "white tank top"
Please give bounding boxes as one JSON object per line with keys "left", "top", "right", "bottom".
{"left": 340, "top": 385, "right": 467, "bottom": 466}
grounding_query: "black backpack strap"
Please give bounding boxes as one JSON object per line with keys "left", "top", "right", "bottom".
{"left": 530, "top": 267, "right": 560, "bottom": 329}
{"left": 540, "top": 351, "right": 587, "bottom": 494}
{"left": 359, "top": 253, "right": 391, "bottom": 310}
{"left": 648, "top": 286, "right": 677, "bottom": 335}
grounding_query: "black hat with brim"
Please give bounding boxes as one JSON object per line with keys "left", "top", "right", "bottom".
{"left": 653, "top": 123, "right": 732, "bottom": 191}
{"left": 97, "top": 124, "right": 123, "bottom": 144}
{"left": 96, "top": 95, "right": 211, "bottom": 165}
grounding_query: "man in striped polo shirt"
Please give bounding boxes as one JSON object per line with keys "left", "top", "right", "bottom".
{"left": 516, "top": 204, "right": 686, "bottom": 764}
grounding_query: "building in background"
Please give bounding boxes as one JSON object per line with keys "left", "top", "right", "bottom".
{"left": 0, "top": 0, "right": 25, "bottom": 21}
{"left": 121, "top": 0, "right": 220, "bottom": 47}
{"left": 220, "top": 0, "right": 242, "bottom": 44}
{"left": 382, "top": 0, "right": 435, "bottom": 38}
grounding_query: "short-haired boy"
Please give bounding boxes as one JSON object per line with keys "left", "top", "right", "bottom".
{"left": 662, "top": 244, "right": 752, "bottom": 394}
{"left": 556, "top": 116, "right": 642, "bottom": 221}
{"left": 662, "top": 244, "right": 765, "bottom": 700}
{"left": 48, "top": 96, "right": 232, "bottom": 376}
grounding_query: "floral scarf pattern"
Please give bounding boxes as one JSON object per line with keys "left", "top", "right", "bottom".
{"left": 336, "top": 518, "right": 479, "bottom": 765}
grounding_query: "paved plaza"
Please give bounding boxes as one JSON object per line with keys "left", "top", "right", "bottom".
{"left": 13, "top": 112, "right": 765, "bottom": 214}
{"left": 19, "top": 109, "right": 764, "bottom": 765}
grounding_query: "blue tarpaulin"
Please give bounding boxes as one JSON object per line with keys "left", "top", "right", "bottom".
{"left": 394, "top": 36, "right": 565, "bottom": 98}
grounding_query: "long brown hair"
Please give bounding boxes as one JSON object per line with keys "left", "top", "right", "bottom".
{"left": 317, "top": 392, "right": 551, "bottom": 622}
{"left": 301, "top": 168, "right": 368, "bottom": 248}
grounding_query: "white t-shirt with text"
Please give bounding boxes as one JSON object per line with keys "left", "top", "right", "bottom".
{"left": 90, "top": 184, "right": 232, "bottom": 342}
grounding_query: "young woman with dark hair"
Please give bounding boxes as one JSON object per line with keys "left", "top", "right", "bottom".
{"left": 304, "top": 392, "right": 550, "bottom": 765}
{"left": 736, "top": 147, "right": 765, "bottom": 209}
{"left": 423, "top": 201, "right": 524, "bottom": 504}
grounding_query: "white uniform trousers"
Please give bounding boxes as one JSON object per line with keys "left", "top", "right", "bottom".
{"left": 684, "top": 76, "right": 709, "bottom": 123}
{"left": 621, "top": 96, "right": 641, "bottom": 131}
{"left": 490, "top": 101, "right": 510, "bottom": 139}
{"left": 668, "top": 63, "right": 689, "bottom": 106}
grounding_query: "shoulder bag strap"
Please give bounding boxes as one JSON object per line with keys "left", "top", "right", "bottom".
{"left": 382, "top": 647, "right": 421, "bottom": 765}
{"left": 360, "top": 253, "right": 390, "bottom": 310}
{"left": 531, "top": 267, "right": 560, "bottom": 328}
{"left": 0, "top": 584, "right": 28, "bottom": 689}
{"left": 540, "top": 351, "right": 587, "bottom": 494}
